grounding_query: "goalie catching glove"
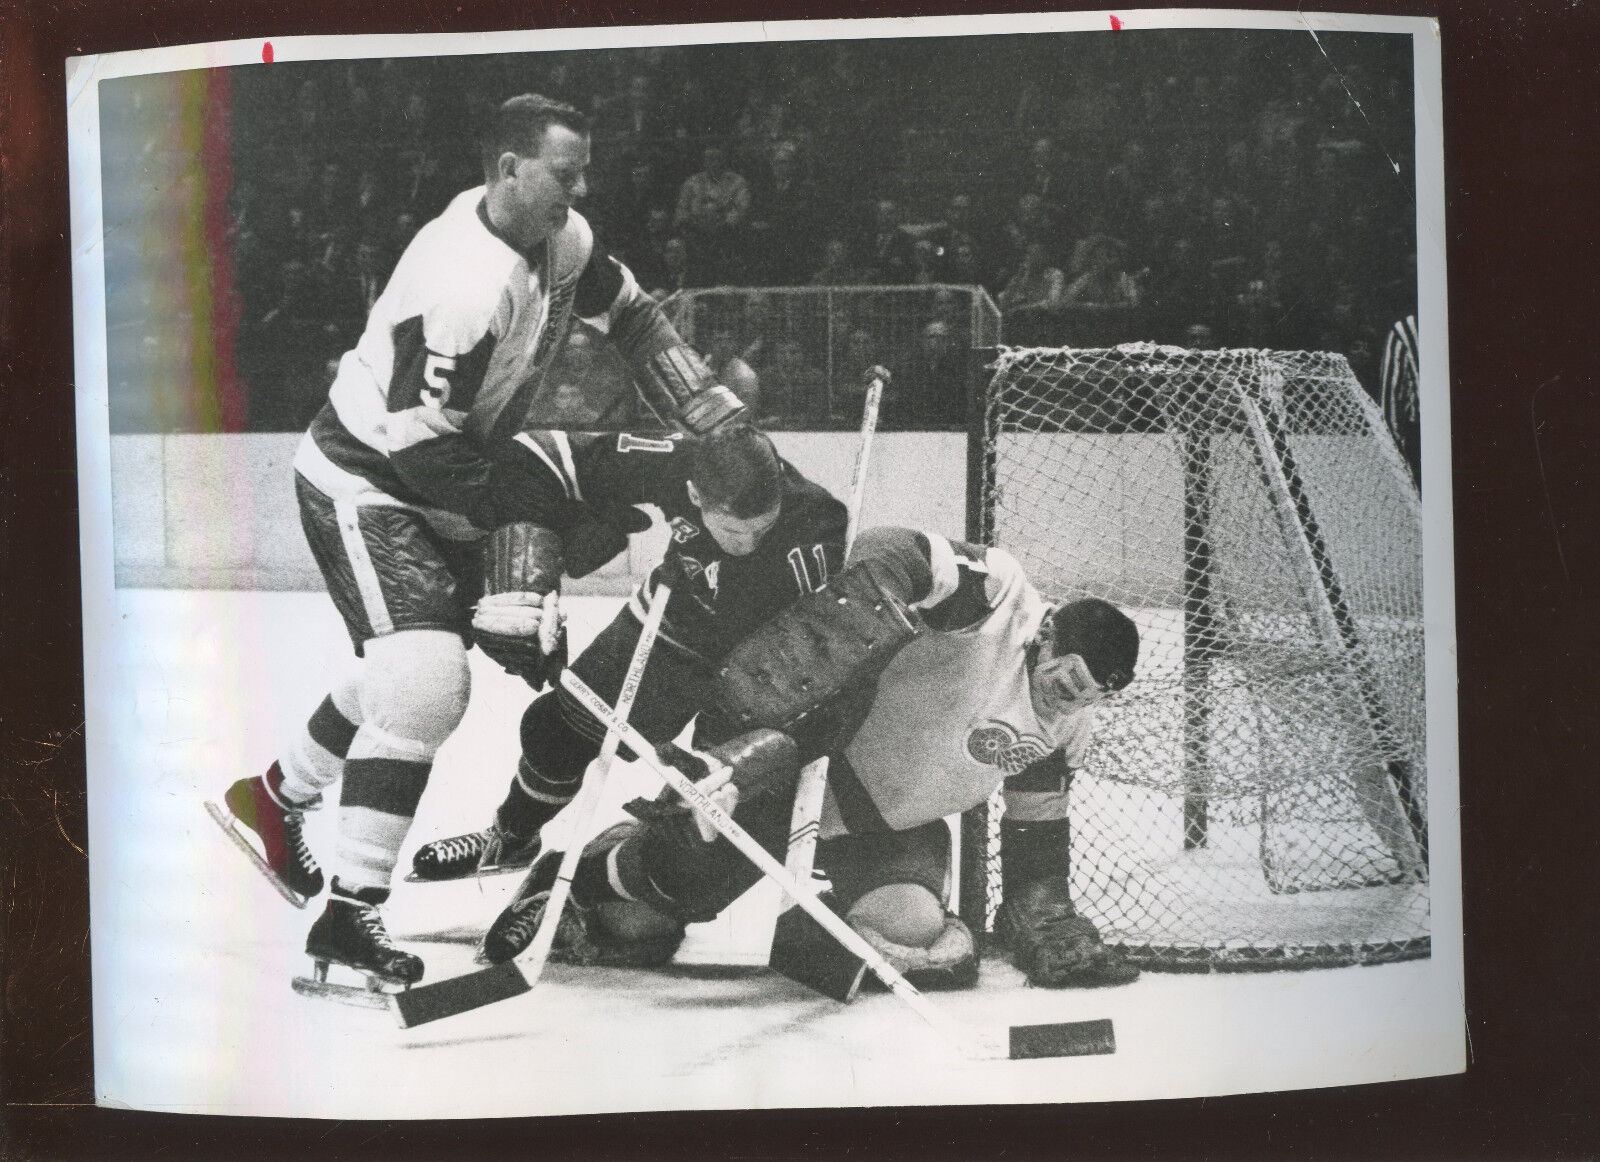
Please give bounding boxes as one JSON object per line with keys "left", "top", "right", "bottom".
{"left": 473, "top": 522, "right": 568, "bottom": 687}
{"left": 998, "top": 876, "right": 1139, "bottom": 988}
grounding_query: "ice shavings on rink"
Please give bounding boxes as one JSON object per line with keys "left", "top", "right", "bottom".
{"left": 89, "top": 589, "right": 1456, "bottom": 1117}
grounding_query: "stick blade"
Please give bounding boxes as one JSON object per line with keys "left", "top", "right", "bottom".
{"left": 391, "top": 961, "right": 530, "bottom": 1028}
{"left": 1008, "top": 1018, "right": 1116, "bottom": 1060}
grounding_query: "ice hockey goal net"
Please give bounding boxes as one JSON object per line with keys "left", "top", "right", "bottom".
{"left": 958, "top": 344, "right": 1429, "bottom": 970}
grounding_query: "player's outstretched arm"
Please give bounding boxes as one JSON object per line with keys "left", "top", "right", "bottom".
{"left": 572, "top": 241, "right": 745, "bottom": 434}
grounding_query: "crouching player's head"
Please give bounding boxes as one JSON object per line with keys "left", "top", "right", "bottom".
{"left": 685, "top": 423, "right": 782, "bottom": 557}
{"left": 1027, "top": 598, "right": 1140, "bottom": 725}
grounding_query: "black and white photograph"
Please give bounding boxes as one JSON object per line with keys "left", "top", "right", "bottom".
{"left": 65, "top": 10, "right": 1460, "bottom": 1119}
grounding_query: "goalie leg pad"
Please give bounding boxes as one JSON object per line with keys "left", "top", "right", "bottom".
{"left": 852, "top": 910, "right": 979, "bottom": 992}
{"left": 712, "top": 561, "right": 921, "bottom": 757}
{"left": 999, "top": 876, "right": 1139, "bottom": 988}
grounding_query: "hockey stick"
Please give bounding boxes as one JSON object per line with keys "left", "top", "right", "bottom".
{"left": 517, "top": 580, "right": 673, "bottom": 986}
{"left": 780, "top": 366, "right": 892, "bottom": 910}
{"left": 390, "top": 582, "right": 672, "bottom": 1028}
{"left": 844, "top": 366, "right": 889, "bottom": 553}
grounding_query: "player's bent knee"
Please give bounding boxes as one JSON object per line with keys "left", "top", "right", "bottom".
{"left": 359, "top": 629, "right": 471, "bottom": 751}
{"left": 847, "top": 883, "right": 947, "bottom": 949}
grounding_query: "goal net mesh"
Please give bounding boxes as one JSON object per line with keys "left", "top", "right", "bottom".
{"left": 962, "top": 343, "right": 1429, "bottom": 970}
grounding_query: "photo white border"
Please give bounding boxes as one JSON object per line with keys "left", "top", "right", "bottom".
{"left": 67, "top": 8, "right": 1459, "bottom": 1115}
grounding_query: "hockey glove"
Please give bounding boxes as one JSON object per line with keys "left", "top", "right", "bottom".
{"left": 472, "top": 590, "right": 568, "bottom": 688}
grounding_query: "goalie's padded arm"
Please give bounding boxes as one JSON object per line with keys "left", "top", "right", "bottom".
{"left": 848, "top": 527, "right": 996, "bottom": 633}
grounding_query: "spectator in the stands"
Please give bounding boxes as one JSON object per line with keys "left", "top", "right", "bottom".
{"left": 1015, "top": 135, "right": 1071, "bottom": 216}
{"left": 748, "top": 140, "right": 819, "bottom": 284}
{"left": 623, "top": 207, "right": 674, "bottom": 297}
{"left": 909, "top": 238, "right": 942, "bottom": 286}
{"left": 540, "top": 327, "right": 613, "bottom": 428}
{"left": 607, "top": 155, "right": 668, "bottom": 259}
{"left": 1062, "top": 234, "right": 1140, "bottom": 310}
{"left": 674, "top": 144, "right": 750, "bottom": 285}
{"left": 757, "top": 337, "right": 827, "bottom": 427}
{"left": 707, "top": 326, "right": 760, "bottom": 415}
{"left": 810, "top": 237, "right": 873, "bottom": 286}
{"left": 598, "top": 73, "right": 668, "bottom": 150}
{"left": 944, "top": 237, "right": 991, "bottom": 291}
{"left": 651, "top": 236, "right": 694, "bottom": 300}
{"left": 867, "top": 198, "right": 915, "bottom": 284}
{"left": 737, "top": 291, "right": 775, "bottom": 369}
{"left": 929, "top": 287, "right": 970, "bottom": 347}
{"left": 997, "top": 192, "right": 1058, "bottom": 285}
{"left": 998, "top": 240, "right": 1067, "bottom": 343}
{"left": 933, "top": 191, "right": 982, "bottom": 270}
{"left": 833, "top": 325, "right": 882, "bottom": 424}
{"left": 893, "top": 320, "right": 967, "bottom": 428}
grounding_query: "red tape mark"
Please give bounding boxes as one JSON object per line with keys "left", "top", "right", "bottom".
{"left": 1109, "top": 14, "right": 1122, "bottom": 30}
{"left": 262, "top": 41, "right": 275, "bottom": 63}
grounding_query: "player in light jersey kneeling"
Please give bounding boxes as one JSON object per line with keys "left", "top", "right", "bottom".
{"left": 482, "top": 526, "right": 1142, "bottom": 990}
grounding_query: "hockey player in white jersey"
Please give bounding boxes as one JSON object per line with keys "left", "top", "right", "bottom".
{"left": 483, "top": 527, "right": 1142, "bottom": 991}
{"left": 205, "top": 93, "right": 745, "bottom": 1001}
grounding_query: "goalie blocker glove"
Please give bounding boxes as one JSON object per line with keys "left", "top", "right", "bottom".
{"left": 473, "top": 522, "right": 568, "bottom": 686}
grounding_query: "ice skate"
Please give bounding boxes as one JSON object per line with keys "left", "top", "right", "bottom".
{"left": 293, "top": 885, "right": 423, "bottom": 1009}
{"left": 205, "top": 762, "right": 324, "bottom": 907}
{"left": 407, "top": 823, "right": 540, "bottom": 882}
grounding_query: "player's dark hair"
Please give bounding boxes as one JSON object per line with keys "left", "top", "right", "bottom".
{"left": 1048, "top": 598, "right": 1139, "bottom": 691}
{"left": 688, "top": 423, "right": 782, "bottom": 518}
{"left": 480, "top": 94, "right": 591, "bottom": 180}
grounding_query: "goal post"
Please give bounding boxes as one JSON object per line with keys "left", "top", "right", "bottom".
{"left": 961, "top": 343, "right": 1429, "bottom": 970}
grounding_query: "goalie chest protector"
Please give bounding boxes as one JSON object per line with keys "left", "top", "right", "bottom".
{"left": 822, "top": 550, "right": 1093, "bottom": 838}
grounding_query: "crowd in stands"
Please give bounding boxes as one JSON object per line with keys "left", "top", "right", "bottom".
{"left": 111, "top": 32, "right": 1418, "bottom": 432}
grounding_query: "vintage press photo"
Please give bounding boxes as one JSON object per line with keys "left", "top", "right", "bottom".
{"left": 67, "top": 11, "right": 1460, "bottom": 1118}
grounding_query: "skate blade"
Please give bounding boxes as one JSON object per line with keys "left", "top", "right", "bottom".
{"left": 391, "top": 961, "right": 530, "bottom": 1028}
{"left": 402, "top": 861, "right": 530, "bottom": 885}
{"left": 204, "top": 799, "right": 308, "bottom": 909}
{"left": 291, "top": 974, "right": 403, "bottom": 1016}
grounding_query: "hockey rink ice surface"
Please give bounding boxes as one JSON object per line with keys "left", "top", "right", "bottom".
{"left": 89, "top": 589, "right": 1462, "bottom": 1118}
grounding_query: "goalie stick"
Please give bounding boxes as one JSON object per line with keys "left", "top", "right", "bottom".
{"left": 779, "top": 365, "right": 892, "bottom": 931}
{"left": 560, "top": 670, "right": 1103, "bottom": 1062}
{"left": 390, "top": 582, "right": 672, "bottom": 1029}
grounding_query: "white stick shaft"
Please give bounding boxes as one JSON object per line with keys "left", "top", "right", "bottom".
{"left": 784, "top": 371, "right": 885, "bottom": 895}
{"left": 520, "top": 583, "right": 672, "bottom": 983}
{"left": 559, "top": 669, "right": 972, "bottom": 1052}
{"left": 843, "top": 375, "right": 884, "bottom": 554}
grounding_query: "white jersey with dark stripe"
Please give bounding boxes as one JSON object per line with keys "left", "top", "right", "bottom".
{"left": 820, "top": 532, "right": 1095, "bottom": 839}
{"left": 499, "top": 430, "right": 848, "bottom": 656}
{"left": 292, "top": 187, "right": 653, "bottom": 536}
